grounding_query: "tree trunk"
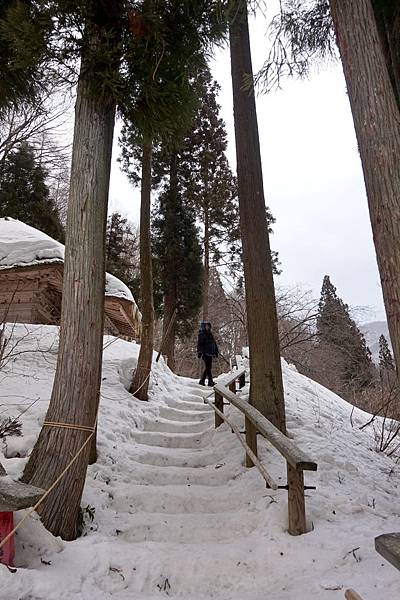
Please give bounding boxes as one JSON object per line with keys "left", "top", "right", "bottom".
{"left": 162, "top": 283, "right": 177, "bottom": 372}
{"left": 22, "top": 23, "right": 117, "bottom": 539}
{"left": 384, "top": 10, "right": 400, "bottom": 108}
{"left": 130, "top": 143, "right": 154, "bottom": 400}
{"left": 161, "top": 153, "right": 179, "bottom": 372}
{"left": 328, "top": 0, "right": 400, "bottom": 385}
{"left": 229, "top": 2, "right": 286, "bottom": 432}
{"left": 202, "top": 209, "right": 210, "bottom": 321}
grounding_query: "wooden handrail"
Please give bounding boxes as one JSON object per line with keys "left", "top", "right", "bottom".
{"left": 209, "top": 368, "right": 317, "bottom": 536}
{"left": 214, "top": 384, "right": 317, "bottom": 472}
{"left": 204, "top": 396, "right": 278, "bottom": 490}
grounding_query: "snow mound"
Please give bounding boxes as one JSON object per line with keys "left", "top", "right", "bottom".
{"left": 0, "top": 324, "right": 399, "bottom": 599}
{"left": 0, "top": 217, "right": 134, "bottom": 303}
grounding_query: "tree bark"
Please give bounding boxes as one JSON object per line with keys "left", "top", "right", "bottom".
{"left": 385, "top": 11, "right": 400, "bottom": 108}
{"left": 130, "top": 143, "right": 154, "bottom": 400}
{"left": 202, "top": 208, "right": 210, "bottom": 321}
{"left": 161, "top": 153, "right": 179, "bottom": 372}
{"left": 328, "top": 0, "right": 400, "bottom": 384}
{"left": 162, "top": 282, "right": 177, "bottom": 372}
{"left": 22, "top": 21, "right": 118, "bottom": 539}
{"left": 229, "top": 2, "right": 286, "bottom": 432}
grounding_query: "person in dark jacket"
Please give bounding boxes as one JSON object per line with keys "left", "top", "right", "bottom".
{"left": 197, "top": 321, "right": 219, "bottom": 386}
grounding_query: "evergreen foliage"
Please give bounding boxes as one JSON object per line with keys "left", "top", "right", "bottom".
{"left": 0, "top": 143, "right": 64, "bottom": 241}
{"left": 257, "top": 0, "right": 399, "bottom": 109}
{"left": 152, "top": 182, "right": 204, "bottom": 338}
{"left": 106, "top": 212, "right": 140, "bottom": 300}
{"left": 0, "top": 0, "right": 52, "bottom": 114}
{"left": 317, "top": 275, "right": 375, "bottom": 391}
{"left": 176, "top": 68, "right": 238, "bottom": 267}
{"left": 378, "top": 333, "right": 395, "bottom": 372}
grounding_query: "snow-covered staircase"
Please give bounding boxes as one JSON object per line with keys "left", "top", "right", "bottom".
{"left": 103, "top": 381, "right": 274, "bottom": 599}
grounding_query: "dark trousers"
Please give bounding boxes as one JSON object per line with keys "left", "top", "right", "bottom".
{"left": 201, "top": 355, "right": 214, "bottom": 384}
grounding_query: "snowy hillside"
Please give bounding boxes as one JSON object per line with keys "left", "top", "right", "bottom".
{"left": 1, "top": 324, "right": 399, "bottom": 599}
{"left": 361, "top": 320, "right": 391, "bottom": 362}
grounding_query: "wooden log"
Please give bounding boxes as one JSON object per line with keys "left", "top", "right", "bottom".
{"left": 287, "top": 462, "right": 307, "bottom": 535}
{"left": 214, "top": 391, "right": 224, "bottom": 428}
{"left": 204, "top": 398, "right": 277, "bottom": 489}
{"left": 375, "top": 532, "right": 400, "bottom": 571}
{"left": 214, "top": 383, "right": 317, "bottom": 472}
{"left": 345, "top": 590, "right": 364, "bottom": 600}
{"left": 245, "top": 416, "right": 258, "bottom": 468}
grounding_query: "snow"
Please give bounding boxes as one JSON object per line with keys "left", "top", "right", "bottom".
{"left": 0, "top": 217, "right": 135, "bottom": 304}
{"left": 0, "top": 323, "right": 399, "bottom": 599}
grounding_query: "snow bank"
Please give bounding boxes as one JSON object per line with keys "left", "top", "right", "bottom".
{"left": 0, "top": 324, "right": 399, "bottom": 599}
{"left": 0, "top": 217, "right": 135, "bottom": 303}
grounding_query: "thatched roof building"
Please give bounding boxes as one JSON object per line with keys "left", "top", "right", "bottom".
{"left": 0, "top": 218, "right": 141, "bottom": 339}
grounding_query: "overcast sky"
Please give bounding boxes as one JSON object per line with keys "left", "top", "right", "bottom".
{"left": 108, "top": 10, "right": 386, "bottom": 322}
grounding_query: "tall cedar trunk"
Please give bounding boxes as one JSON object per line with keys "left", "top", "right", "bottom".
{"left": 21, "top": 25, "right": 117, "bottom": 539}
{"left": 163, "top": 283, "right": 177, "bottom": 371}
{"left": 328, "top": 0, "right": 400, "bottom": 387}
{"left": 384, "top": 11, "right": 400, "bottom": 107}
{"left": 161, "top": 153, "right": 179, "bottom": 371}
{"left": 202, "top": 208, "right": 210, "bottom": 321}
{"left": 130, "top": 143, "right": 154, "bottom": 400}
{"left": 229, "top": 2, "right": 286, "bottom": 432}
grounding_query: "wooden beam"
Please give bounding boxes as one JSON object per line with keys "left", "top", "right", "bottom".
{"left": 214, "top": 391, "right": 224, "bottom": 428}
{"left": 345, "top": 590, "right": 364, "bottom": 600}
{"left": 221, "top": 369, "right": 246, "bottom": 390}
{"left": 375, "top": 532, "right": 400, "bottom": 571}
{"left": 214, "top": 383, "right": 317, "bottom": 472}
{"left": 204, "top": 397, "right": 278, "bottom": 490}
{"left": 245, "top": 416, "right": 257, "bottom": 468}
{"left": 0, "top": 474, "right": 44, "bottom": 512}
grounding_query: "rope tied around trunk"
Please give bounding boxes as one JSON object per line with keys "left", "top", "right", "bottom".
{"left": 42, "top": 421, "right": 95, "bottom": 433}
{"left": 0, "top": 374, "right": 152, "bottom": 554}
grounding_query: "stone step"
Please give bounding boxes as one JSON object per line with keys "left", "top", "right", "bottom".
{"left": 131, "top": 429, "right": 214, "bottom": 449}
{"left": 118, "top": 510, "right": 261, "bottom": 544}
{"left": 111, "top": 482, "right": 253, "bottom": 515}
{"left": 158, "top": 405, "right": 213, "bottom": 422}
{"left": 143, "top": 416, "right": 213, "bottom": 435}
{"left": 132, "top": 447, "right": 221, "bottom": 468}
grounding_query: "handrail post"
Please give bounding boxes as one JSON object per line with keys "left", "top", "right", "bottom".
{"left": 214, "top": 391, "right": 224, "bottom": 428}
{"left": 287, "top": 462, "right": 307, "bottom": 535}
{"left": 239, "top": 371, "right": 245, "bottom": 389}
{"left": 245, "top": 417, "right": 257, "bottom": 468}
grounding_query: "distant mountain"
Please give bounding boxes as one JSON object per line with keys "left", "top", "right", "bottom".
{"left": 360, "top": 320, "right": 391, "bottom": 363}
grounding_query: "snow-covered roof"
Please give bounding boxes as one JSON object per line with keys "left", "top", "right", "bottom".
{"left": 0, "top": 217, "right": 135, "bottom": 305}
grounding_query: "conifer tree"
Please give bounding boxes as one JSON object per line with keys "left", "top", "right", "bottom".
{"left": 229, "top": 0, "right": 286, "bottom": 433}
{"left": 317, "top": 275, "right": 375, "bottom": 392}
{"left": 178, "top": 68, "right": 238, "bottom": 320}
{"left": 0, "top": 1, "right": 51, "bottom": 115}
{"left": 152, "top": 165, "right": 204, "bottom": 371}
{"left": 19, "top": 0, "right": 228, "bottom": 538}
{"left": 326, "top": 0, "right": 400, "bottom": 383}
{"left": 0, "top": 143, "right": 64, "bottom": 241}
{"left": 106, "top": 212, "right": 140, "bottom": 298}
{"left": 120, "top": 4, "right": 226, "bottom": 390}
{"left": 379, "top": 333, "right": 394, "bottom": 372}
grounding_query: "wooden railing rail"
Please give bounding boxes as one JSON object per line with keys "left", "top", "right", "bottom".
{"left": 209, "top": 368, "right": 317, "bottom": 536}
